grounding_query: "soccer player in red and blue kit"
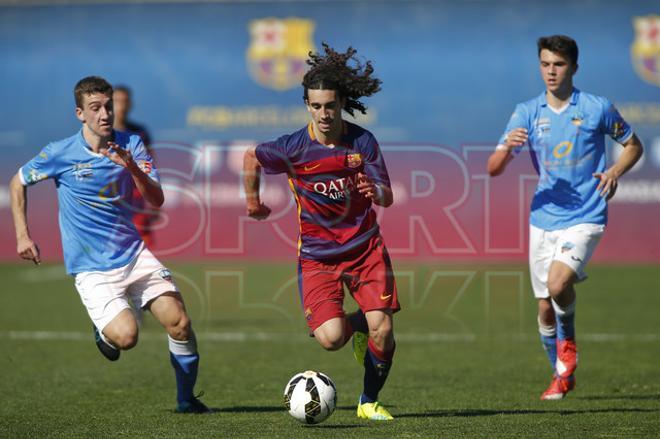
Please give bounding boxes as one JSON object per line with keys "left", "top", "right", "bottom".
{"left": 243, "top": 44, "right": 399, "bottom": 421}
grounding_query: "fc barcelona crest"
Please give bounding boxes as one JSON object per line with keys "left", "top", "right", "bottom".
{"left": 247, "top": 18, "right": 316, "bottom": 91}
{"left": 347, "top": 153, "right": 362, "bottom": 168}
{"left": 631, "top": 15, "right": 660, "bottom": 87}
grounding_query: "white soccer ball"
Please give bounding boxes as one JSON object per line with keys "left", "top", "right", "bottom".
{"left": 283, "top": 370, "right": 337, "bottom": 424}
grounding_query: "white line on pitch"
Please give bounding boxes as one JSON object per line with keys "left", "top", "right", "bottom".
{"left": 4, "top": 331, "right": 660, "bottom": 343}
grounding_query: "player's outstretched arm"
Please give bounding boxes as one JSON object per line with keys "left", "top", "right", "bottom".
{"left": 487, "top": 127, "right": 527, "bottom": 176}
{"left": 243, "top": 147, "right": 271, "bottom": 220}
{"left": 487, "top": 150, "right": 511, "bottom": 177}
{"left": 593, "top": 133, "right": 644, "bottom": 200}
{"left": 357, "top": 173, "right": 393, "bottom": 207}
{"left": 102, "top": 141, "right": 164, "bottom": 207}
{"left": 10, "top": 173, "right": 41, "bottom": 265}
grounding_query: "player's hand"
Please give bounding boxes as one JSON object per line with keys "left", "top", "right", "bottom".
{"left": 17, "top": 236, "right": 41, "bottom": 265}
{"left": 357, "top": 173, "right": 379, "bottom": 200}
{"left": 593, "top": 170, "right": 618, "bottom": 200}
{"left": 247, "top": 202, "right": 271, "bottom": 220}
{"left": 101, "top": 142, "right": 135, "bottom": 169}
{"left": 504, "top": 128, "right": 528, "bottom": 148}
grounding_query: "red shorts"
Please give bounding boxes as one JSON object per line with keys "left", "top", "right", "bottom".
{"left": 298, "top": 234, "right": 400, "bottom": 331}
{"left": 133, "top": 212, "right": 156, "bottom": 247}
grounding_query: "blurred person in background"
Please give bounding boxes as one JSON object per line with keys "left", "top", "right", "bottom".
{"left": 114, "top": 85, "right": 159, "bottom": 248}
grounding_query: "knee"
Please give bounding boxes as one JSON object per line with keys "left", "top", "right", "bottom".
{"left": 167, "top": 314, "right": 191, "bottom": 341}
{"left": 547, "top": 277, "right": 571, "bottom": 298}
{"left": 115, "top": 330, "right": 139, "bottom": 350}
{"left": 317, "top": 333, "right": 344, "bottom": 351}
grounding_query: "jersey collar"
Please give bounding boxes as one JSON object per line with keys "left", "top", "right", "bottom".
{"left": 539, "top": 88, "right": 580, "bottom": 107}
{"left": 78, "top": 128, "right": 115, "bottom": 158}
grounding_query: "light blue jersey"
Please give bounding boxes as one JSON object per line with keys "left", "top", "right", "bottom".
{"left": 19, "top": 130, "right": 159, "bottom": 275}
{"left": 499, "top": 88, "right": 632, "bottom": 231}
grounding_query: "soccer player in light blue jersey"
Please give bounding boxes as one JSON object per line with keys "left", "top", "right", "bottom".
{"left": 487, "top": 35, "right": 643, "bottom": 400}
{"left": 9, "top": 76, "right": 210, "bottom": 413}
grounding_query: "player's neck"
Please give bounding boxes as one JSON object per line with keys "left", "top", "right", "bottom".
{"left": 82, "top": 125, "right": 112, "bottom": 152}
{"left": 312, "top": 121, "right": 342, "bottom": 147}
{"left": 545, "top": 85, "right": 573, "bottom": 110}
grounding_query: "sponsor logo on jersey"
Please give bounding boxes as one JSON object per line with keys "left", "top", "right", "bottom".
{"left": 312, "top": 173, "right": 360, "bottom": 200}
{"left": 611, "top": 121, "right": 625, "bottom": 139}
{"left": 534, "top": 118, "right": 551, "bottom": 137}
{"left": 26, "top": 168, "right": 48, "bottom": 184}
{"left": 631, "top": 15, "right": 660, "bottom": 87}
{"left": 246, "top": 18, "right": 315, "bottom": 91}
{"left": 72, "top": 163, "right": 93, "bottom": 181}
{"left": 304, "top": 307, "right": 313, "bottom": 321}
{"left": 303, "top": 163, "right": 321, "bottom": 172}
{"left": 553, "top": 141, "right": 573, "bottom": 159}
{"left": 98, "top": 182, "right": 120, "bottom": 201}
{"left": 138, "top": 160, "right": 152, "bottom": 174}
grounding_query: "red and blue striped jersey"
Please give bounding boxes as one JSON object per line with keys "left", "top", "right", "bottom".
{"left": 255, "top": 121, "right": 391, "bottom": 261}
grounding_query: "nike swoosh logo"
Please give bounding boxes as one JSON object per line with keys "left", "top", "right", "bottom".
{"left": 304, "top": 163, "right": 321, "bottom": 171}
{"left": 380, "top": 293, "right": 392, "bottom": 301}
{"left": 571, "top": 256, "right": 583, "bottom": 262}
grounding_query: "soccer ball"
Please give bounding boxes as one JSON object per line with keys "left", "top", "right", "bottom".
{"left": 283, "top": 370, "right": 336, "bottom": 424}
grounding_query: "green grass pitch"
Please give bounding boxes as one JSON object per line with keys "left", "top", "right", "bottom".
{"left": 1, "top": 262, "right": 659, "bottom": 437}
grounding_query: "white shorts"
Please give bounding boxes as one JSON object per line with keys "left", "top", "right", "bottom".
{"left": 74, "top": 245, "right": 178, "bottom": 331}
{"left": 529, "top": 223, "right": 605, "bottom": 299}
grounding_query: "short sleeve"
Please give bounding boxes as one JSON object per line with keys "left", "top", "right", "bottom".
{"left": 131, "top": 137, "right": 159, "bottom": 182}
{"left": 255, "top": 134, "right": 294, "bottom": 175}
{"left": 600, "top": 99, "right": 633, "bottom": 144}
{"left": 19, "top": 143, "right": 60, "bottom": 186}
{"left": 360, "top": 132, "right": 391, "bottom": 187}
{"left": 495, "top": 103, "right": 530, "bottom": 156}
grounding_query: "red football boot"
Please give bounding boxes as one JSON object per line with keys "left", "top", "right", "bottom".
{"left": 540, "top": 375, "right": 576, "bottom": 400}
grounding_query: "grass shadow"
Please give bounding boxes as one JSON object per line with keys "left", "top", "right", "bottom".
{"left": 303, "top": 424, "right": 363, "bottom": 429}
{"left": 397, "top": 407, "right": 660, "bottom": 418}
{"left": 336, "top": 404, "right": 399, "bottom": 411}
{"left": 215, "top": 405, "right": 284, "bottom": 413}
{"left": 577, "top": 394, "right": 660, "bottom": 401}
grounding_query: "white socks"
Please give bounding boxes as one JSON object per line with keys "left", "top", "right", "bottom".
{"left": 551, "top": 299, "right": 576, "bottom": 318}
{"left": 168, "top": 331, "right": 198, "bottom": 356}
{"left": 538, "top": 316, "right": 556, "bottom": 337}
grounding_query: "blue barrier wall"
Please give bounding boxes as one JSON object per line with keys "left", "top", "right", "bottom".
{"left": 1, "top": 1, "right": 658, "bottom": 261}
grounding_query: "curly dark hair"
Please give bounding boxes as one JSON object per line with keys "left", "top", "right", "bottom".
{"left": 302, "top": 43, "right": 382, "bottom": 117}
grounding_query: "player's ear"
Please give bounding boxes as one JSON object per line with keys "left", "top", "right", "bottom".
{"left": 75, "top": 107, "right": 85, "bottom": 123}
